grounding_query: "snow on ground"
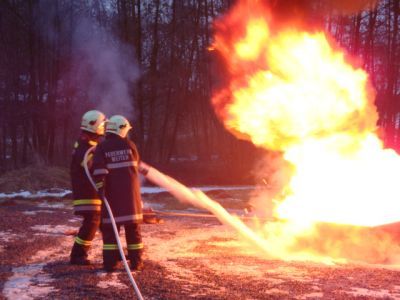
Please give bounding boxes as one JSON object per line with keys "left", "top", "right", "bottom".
{"left": 0, "top": 189, "right": 70, "bottom": 199}
{"left": 3, "top": 222, "right": 106, "bottom": 299}
{"left": 0, "top": 231, "right": 18, "bottom": 253}
{"left": 31, "top": 225, "right": 77, "bottom": 236}
{"left": 0, "top": 186, "right": 255, "bottom": 199}
{"left": 347, "top": 287, "right": 400, "bottom": 299}
{"left": 6, "top": 217, "right": 400, "bottom": 299}
{"left": 145, "top": 222, "right": 307, "bottom": 290}
{"left": 3, "top": 263, "right": 56, "bottom": 300}
{"left": 22, "top": 210, "right": 54, "bottom": 216}
{"left": 3, "top": 187, "right": 400, "bottom": 299}
{"left": 298, "top": 291, "right": 324, "bottom": 300}
{"left": 3, "top": 219, "right": 128, "bottom": 299}
{"left": 37, "top": 201, "right": 66, "bottom": 209}
{"left": 0, "top": 231, "right": 18, "bottom": 244}
{"left": 144, "top": 222, "right": 284, "bottom": 288}
{"left": 96, "top": 272, "right": 128, "bottom": 290}
{"left": 2, "top": 235, "right": 73, "bottom": 299}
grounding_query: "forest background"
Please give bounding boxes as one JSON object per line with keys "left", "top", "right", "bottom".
{"left": 0, "top": 0, "right": 399, "bottom": 185}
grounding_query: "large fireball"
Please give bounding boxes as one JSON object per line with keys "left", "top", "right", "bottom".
{"left": 211, "top": 0, "right": 400, "bottom": 263}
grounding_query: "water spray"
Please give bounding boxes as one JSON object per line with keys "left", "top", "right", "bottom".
{"left": 140, "top": 162, "right": 272, "bottom": 256}
{"left": 83, "top": 147, "right": 144, "bottom": 300}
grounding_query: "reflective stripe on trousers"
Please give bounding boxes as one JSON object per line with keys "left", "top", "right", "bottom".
{"left": 127, "top": 243, "right": 144, "bottom": 250}
{"left": 103, "top": 243, "right": 119, "bottom": 250}
{"left": 73, "top": 199, "right": 102, "bottom": 205}
{"left": 75, "top": 236, "right": 92, "bottom": 246}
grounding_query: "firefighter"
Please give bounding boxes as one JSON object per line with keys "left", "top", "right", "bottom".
{"left": 70, "top": 110, "right": 107, "bottom": 265}
{"left": 92, "top": 115, "right": 145, "bottom": 272}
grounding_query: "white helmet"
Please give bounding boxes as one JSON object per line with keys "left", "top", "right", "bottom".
{"left": 106, "top": 115, "right": 132, "bottom": 138}
{"left": 80, "top": 110, "right": 107, "bottom": 135}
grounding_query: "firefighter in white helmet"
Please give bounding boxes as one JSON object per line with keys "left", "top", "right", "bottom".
{"left": 70, "top": 110, "right": 106, "bottom": 265}
{"left": 92, "top": 115, "right": 145, "bottom": 272}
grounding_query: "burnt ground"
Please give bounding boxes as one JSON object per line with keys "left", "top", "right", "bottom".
{"left": 1, "top": 194, "right": 400, "bottom": 300}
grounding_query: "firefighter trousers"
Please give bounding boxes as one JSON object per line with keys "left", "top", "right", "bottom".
{"left": 70, "top": 212, "right": 101, "bottom": 258}
{"left": 101, "top": 223, "right": 143, "bottom": 268}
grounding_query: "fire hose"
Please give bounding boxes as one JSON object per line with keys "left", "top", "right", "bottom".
{"left": 83, "top": 147, "right": 144, "bottom": 300}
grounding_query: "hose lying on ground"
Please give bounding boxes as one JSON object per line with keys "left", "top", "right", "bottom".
{"left": 83, "top": 147, "right": 144, "bottom": 300}
{"left": 151, "top": 210, "right": 271, "bottom": 222}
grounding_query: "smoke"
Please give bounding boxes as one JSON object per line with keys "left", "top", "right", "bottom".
{"left": 69, "top": 18, "right": 139, "bottom": 118}
{"left": 33, "top": 1, "right": 139, "bottom": 120}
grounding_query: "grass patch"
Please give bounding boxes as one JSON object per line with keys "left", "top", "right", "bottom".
{"left": 0, "top": 165, "right": 70, "bottom": 193}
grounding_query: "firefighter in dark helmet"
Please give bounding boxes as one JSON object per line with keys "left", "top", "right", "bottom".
{"left": 92, "top": 115, "right": 144, "bottom": 272}
{"left": 70, "top": 110, "right": 107, "bottom": 265}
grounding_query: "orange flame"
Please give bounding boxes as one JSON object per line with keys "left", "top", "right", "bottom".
{"left": 212, "top": 0, "right": 400, "bottom": 263}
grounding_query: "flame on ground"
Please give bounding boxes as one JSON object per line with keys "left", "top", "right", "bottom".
{"left": 211, "top": 0, "right": 400, "bottom": 264}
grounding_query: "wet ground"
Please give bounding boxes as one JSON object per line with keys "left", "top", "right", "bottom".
{"left": 1, "top": 193, "right": 400, "bottom": 299}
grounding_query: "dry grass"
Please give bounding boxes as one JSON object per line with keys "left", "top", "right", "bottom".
{"left": 0, "top": 165, "right": 70, "bottom": 193}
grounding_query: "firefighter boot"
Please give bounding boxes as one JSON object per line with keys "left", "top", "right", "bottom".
{"left": 70, "top": 243, "right": 91, "bottom": 265}
{"left": 103, "top": 251, "right": 121, "bottom": 272}
{"left": 128, "top": 250, "right": 144, "bottom": 271}
{"left": 103, "top": 261, "right": 120, "bottom": 273}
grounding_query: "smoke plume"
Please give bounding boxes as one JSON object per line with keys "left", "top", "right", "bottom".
{"left": 69, "top": 18, "right": 139, "bottom": 118}
{"left": 33, "top": 1, "right": 139, "bottom": 121}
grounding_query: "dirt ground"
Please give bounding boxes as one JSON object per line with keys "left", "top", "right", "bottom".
{"left": 1, "top": 194, "right": 400, "bottom": 300}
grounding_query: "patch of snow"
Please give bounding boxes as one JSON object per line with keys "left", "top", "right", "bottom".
{"left": 0, "top": 189, "right": 71, "bottom": 199}
{"left": 3, "top": 229, "right": 95, "bottom": 299}
{"left": 144, "top": 223, "right": 276, "bottom": 289}
{"left": 264, "top": 288, "right": 290, "bottom": 295}
{"left": 0, "top": 191, "right": 32, "bottom": 199}
{"left": 97, "top": 272, "right": 128, "bottom": 289}
{"left": 145, "top": 224, "right": 223, "bottom": 285}
{"left": 298, "top": 291, "right": 324, "bottom": 299}
{"left": 0, "top": 231, "right": 18, "bottom": 253}
{"left": 31, "top": 225, "right": 77, "bottom": 235}
{"left": 265, "top": 277, "right": 285, "bottom": 284}
{"left": 3, "top": 263, "right": 56, "bottom": 300}
{"left": 0, "top": 231, "right": 18, "bottom": 243}
{"left": 22, "top": 210, "right": 54, "bottom": 216}
{"left": 37, "top": 201, "right": 66, "bottom": 209}
{"left": 346, "top": 287, "right": 399, "bottom": 299}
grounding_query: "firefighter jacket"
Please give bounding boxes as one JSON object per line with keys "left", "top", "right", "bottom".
{"left": 70, "top": 132, "right": 102, "bottom": 215}
{"left": 92, "top": 134, "right": 143, "bottom": 225}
